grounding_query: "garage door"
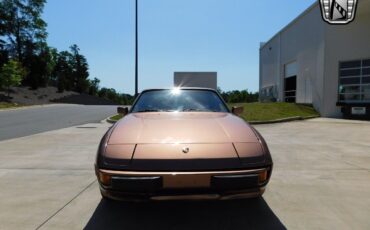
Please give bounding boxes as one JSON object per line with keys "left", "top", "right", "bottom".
{"left": 284, "top": 62, "right": 297, "bottom": 103}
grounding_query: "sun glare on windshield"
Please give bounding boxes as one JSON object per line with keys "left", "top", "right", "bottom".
{"left": 171, "top": 87, "right": 181, "bottom": 95}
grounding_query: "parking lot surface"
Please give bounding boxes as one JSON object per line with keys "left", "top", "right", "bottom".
{"left": 0, "top": 104, "right": 118, "bottom": 141}
{"left": 0, "top": 118, "right": 369, "bottom": 229}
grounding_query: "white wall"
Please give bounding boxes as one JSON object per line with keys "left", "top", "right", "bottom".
{"left": 260, "top": 4, "right": 326, "bottom": 113}
{"left": 259, "top": 36, "right": 280, "bottom": 93}
{"left": 279, "top": 5, "right": 326, "bottom": 111}
{"left": 174, "top": 72, "right": 217, "bottom": 90}
{"left": 260, "top": 1, "right": 370, "bottom": 117}
{"left": 323, "top": 0, "right": 370, "bottom": 117}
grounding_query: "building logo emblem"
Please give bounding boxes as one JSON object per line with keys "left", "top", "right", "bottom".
{"left": 319, "top": 0, "right": 358, "bottom": 24}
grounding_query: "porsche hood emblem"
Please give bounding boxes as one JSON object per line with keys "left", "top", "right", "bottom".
{"left": 182, "top": 147, "right": 190, "bottom": 154}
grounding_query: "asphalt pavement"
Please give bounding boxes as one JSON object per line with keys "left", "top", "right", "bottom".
{"left": 0, "top": 104, "right": 117, "bottom": 141}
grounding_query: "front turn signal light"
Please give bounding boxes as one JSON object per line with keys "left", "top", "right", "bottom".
{"left": 258, "top": 170, "right": 268, "bottom": 183}
{"left": 98, "top": 172, "right": 112, "bottom": 186}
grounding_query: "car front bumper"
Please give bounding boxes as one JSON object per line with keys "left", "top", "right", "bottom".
{"left": 96, "top": 167, "right": 271, "bottom": 201}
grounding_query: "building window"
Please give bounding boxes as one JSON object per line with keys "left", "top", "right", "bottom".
{"left": 260, "top": 85, "right": 277, "bottom": 102}
{"left": 338, "top": 59, "right": 370, "bottom": 102}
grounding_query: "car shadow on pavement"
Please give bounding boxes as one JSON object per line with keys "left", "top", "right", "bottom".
{"left": 84, "top": 197, "right": 286, "bottom": 230}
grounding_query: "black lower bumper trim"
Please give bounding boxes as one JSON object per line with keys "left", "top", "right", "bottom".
{"left": 111, "top": 176, "right": 162, "bottom": 192}
{"left": 211, "top": 174, "right": 259, "bottom": 190}
{"left": 107, "top": 174, "right": 261, "bottom": 193}
{"left": 100, "top": 186, "right": 264, "bottom": 201}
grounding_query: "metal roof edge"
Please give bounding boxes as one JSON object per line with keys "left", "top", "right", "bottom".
{"left": 260, "top": 1, "right": 319, "bottom": 50}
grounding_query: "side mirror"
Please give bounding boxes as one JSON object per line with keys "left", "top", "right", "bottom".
{"left": 231, "top": 106, "right": 244, "bottom": 116}
{"left": 117, "top": 107, "right": 129, "bottom": 116}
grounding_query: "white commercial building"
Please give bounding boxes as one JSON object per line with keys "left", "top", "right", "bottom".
{"left": 259, "top": 0, "right": 370, "bottom": 118}
{"left": 174, "top": 72, "right": 217, "bottom": 90}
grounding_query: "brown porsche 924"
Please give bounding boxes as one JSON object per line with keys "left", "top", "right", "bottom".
{"left": 95, "top": 88, "right": 272, "bottom": 201}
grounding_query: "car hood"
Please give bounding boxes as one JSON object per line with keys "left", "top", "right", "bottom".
{"left": 108, "top": 112, "right": 259, "bottom": 144}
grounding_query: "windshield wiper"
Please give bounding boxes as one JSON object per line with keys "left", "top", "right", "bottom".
{"left": 137, "top": 109, "right": 162, "bottom": 112}
{"left": 182, "top": 108, "right": 209, "bottom": 112}
{"left": 183, "top": 108, "right": 220, "bottom": 112}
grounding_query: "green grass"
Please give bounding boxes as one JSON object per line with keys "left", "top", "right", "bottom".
{"left": 0, "top": 102, "right": 22, "bottom": 110}
{"left": 109, "top": 102, "right": 319, "bottom": 122}
{"left": 229, "top": 102, "right": 319, "bottom": 122}
{"left": 109, "top": 114, "right": 124, "bottom": 121}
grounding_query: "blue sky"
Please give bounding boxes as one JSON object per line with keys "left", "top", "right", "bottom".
{"left": 43, "top": 0, "right": 315, "bottom": 95}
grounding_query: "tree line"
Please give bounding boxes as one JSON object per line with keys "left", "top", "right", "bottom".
{"left": 0, "top": 0, "right": 133, "bottom": 105}
{"left": 218, "top": 88, "right": 259, "bottom": 103}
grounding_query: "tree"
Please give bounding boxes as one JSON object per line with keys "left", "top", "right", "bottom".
{"left": 22, "top": 42, "right": 55, "bottom": 88}
{"left": 0, "top": 60, "right": 26, "bottom": 97}
{"left": 0, "top": 41, "right": 9, "bottom": 68}
{"left": 52, "top": 45, "right": 90, "bottom": 93}
{"left": 0, "top": 0, "right": 49, "bottom": 89}
{"left": 216, "top": 87, "right": 259, "bottom": 103}
{"left": 0, "top": 7, "right": 10, "bottom": 69}
{"left": 70, "top": 45, "right": 89, "bottom": 93}
{"left": 45, "top": 46, "right": 58, "bottom": 85}
{"left": 0, "top": 0, "right": 47, "bottom": 62}
{"left": 53, "top": 50, "right": 73, "bottom": 92}
{"left": 88, "top": 77, "right": 100, "bottom": 96}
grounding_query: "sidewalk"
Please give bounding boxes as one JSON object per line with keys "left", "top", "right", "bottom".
{"left": 0, "top": 121, "right": 111, "bottom": 230}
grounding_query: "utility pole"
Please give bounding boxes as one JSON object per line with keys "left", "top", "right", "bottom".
{"left": 135, "top": 0, "right": 139, "bottom": 96}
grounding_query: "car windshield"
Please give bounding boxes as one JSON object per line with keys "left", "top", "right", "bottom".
{"left": 131, "top": 89, "right": 228, "bottom": 113}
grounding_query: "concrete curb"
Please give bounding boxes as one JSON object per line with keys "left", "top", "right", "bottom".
{"left": 106, "top": 114, "right": 124, "bottom": 124}
{"left": 0, "top": 103, "right": 80, "bottom": 112}
{"left": 106, "top": 114, "right": 320, "bottom": 125}
{"left": 249, "top": 115, "right": 320, "bottom": 125}
{"left": 106, "top": 117, "right": 116, "bottom": 124}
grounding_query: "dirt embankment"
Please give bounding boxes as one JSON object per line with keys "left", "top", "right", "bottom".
{"left": 0, "top": 87, "right": 116, "bottom": 105}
